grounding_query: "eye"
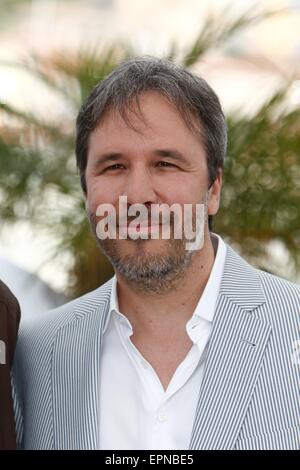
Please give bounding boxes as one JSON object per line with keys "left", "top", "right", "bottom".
{"left": 103, "top": 163, "right": 126, "bottom": 172}
{"left": 156, "top": 161, "right": 177, "bottom": 168}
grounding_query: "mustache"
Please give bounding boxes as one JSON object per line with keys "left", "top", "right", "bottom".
{"left": 88, "top": 210, "right": 199, "bottom": 229}
{"left": 118, "top": 217, "right": 175, "bottom": 228}
{"left": 93, "top": 212, "right": 176, "bottom": 226}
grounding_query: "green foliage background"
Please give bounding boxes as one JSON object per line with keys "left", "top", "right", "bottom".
{"left": 0, "top": 7, "right": 299, "bottom": 297}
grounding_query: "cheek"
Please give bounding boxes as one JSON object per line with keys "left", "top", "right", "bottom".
{"left": 86, "top": 179, "right": 119, "bottom": 213}
{"left": 161, "top": 176, "right": 206, "bottom": 205}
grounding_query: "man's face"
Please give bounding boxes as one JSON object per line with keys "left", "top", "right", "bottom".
{"left": 85, "top": 91, "right": 222, "bottom": 291}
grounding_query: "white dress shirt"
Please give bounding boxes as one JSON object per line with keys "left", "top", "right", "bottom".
{"left": 99, "top": 233, "right": 227, "bottom": 450}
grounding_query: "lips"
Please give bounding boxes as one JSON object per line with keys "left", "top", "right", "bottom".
{"left": 119, "top": 223, "right": 161, "bottom": 230}
{"left": 117, "top": 222, "right": 163, "bottom": 238}
{"left": 118, "top": 223, "right": 161, "bottom": 228}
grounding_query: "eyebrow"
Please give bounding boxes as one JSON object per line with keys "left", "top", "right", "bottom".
{"left": 94, "top": 153, "right": 123, "bottom": 166}
{"left": 93, "top": 149, "right": 189, "bottom": 167}
{"left": 152, "top": 149, "right": 189, "bottom": 164}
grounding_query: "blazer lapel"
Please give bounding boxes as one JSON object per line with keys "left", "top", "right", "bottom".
{"left": 51, "top": 286, "right": 111, "bottom": 450}
{"left": 189, "top": 247, "right": 272, "bottom": 450}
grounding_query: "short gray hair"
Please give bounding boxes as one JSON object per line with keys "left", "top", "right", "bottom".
{"left": 76, "top": 55, "right": 227, "bottom": 194}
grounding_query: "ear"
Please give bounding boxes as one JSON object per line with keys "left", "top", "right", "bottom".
{"left": 208, "top": 170, "right": 222, "bottom": 216}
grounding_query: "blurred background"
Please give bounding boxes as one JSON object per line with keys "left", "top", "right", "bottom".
{"left": 0, "top": 0, "right": 299, "bottom": 317}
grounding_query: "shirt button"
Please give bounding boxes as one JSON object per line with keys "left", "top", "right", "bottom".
{"left": 157, "top": 408, "right": 167, "bottom": 423}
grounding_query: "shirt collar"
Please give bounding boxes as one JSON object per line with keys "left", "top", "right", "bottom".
{"left": 106, "top": 233, "right": 227, "bottom": 334}
{"left": 189, "top": 232, "right": 226, "bottom": 324}
{"left": 110, "top": 274, "right": 119, "bottom": 314}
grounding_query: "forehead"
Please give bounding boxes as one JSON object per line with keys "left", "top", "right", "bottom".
{"left": 89, "top": 91, "right": 203, "bottom": 150}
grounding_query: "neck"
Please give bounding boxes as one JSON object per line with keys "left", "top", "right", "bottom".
{"left": 116, "top": 232, "right": 216, "bottom": 339}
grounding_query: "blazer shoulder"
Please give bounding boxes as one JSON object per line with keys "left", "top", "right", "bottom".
{"left": 17, "top": 278, "right": 113, "bottom": 352}
{"left": 257, "top": 268, "right": 300, "bottom": 298}
{"left": 256, "top": 268, "right": 300, "bottom": 321}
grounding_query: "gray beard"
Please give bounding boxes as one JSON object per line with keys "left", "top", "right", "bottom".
{"left": 88, "top": 214, "right": 196, "bottom": 294}
{"left": 88, "top": 195, "right": 208, "bottom": 294}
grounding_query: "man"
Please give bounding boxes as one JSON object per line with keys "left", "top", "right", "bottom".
{"left": 0, "top": 281, "right": 20, "bottom": 450}
{"left": 13, "top": 56, "right": 299, "bottom": 450}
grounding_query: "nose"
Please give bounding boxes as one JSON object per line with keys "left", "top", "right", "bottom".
{"left": 122, "top": 165, "right": 158, "bottom": 205}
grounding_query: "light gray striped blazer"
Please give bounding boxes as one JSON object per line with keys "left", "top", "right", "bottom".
{"left": 12, "top": 246, "right": 300, "bottom": 450}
